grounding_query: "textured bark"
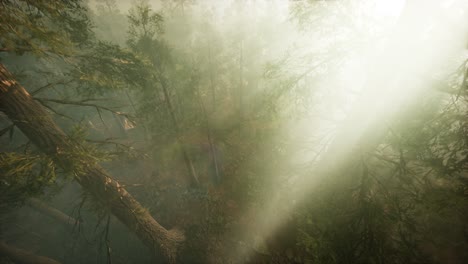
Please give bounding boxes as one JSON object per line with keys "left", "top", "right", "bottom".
{"left": 0, "top": 63, "right": 184, "bottom": 263}
{"left": 0, "top": 241, "right": 61, "bottom": 264}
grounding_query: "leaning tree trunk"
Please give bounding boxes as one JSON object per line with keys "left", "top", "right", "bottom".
{"left": 0, "top": 241, "right": 61, "bottom": 264}
{"left": 26, "top": 198, "right": 80, "bottom": 229}
{"left": 0, "top": 63, "right": 184, "bottom": 263}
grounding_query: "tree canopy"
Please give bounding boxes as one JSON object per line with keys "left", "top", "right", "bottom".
{"left": 1, "top": 0, "right": 467, "bottom": 263}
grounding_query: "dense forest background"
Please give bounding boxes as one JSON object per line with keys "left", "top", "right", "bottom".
{"left": 1, "top": 0, "right": 467, "bottom": 263}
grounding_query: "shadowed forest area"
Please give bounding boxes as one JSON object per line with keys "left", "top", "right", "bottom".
{"left": 1, "top": 0, "right": 468, "bottom": 263}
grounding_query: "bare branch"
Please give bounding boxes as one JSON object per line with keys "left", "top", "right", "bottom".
{"left": 0, "top": 124, "right": 14, "bottom": 138}
{"left": 31, "top": 79, "right": 74, "bottom": 96}
{"left": 35, "top": 99, "right": 74, "bottom": 120}
{"left": 34, "top": 97, "right": 134, "bottom": 119}
{"left": 27, "top": 198, "right": 81, "bottom": 229}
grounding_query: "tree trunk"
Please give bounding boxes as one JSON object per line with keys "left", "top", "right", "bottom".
{"left": 0, "top": 241, "right": 61, "bottom": 264}
{"left": 26, "top": 198, "right": 80, "bottom": 229}
{"left": 0, "top": 63, "right": 184, "bottom": 263}
{"left": 156, "top": 72, "right": 200, "bottom": 187}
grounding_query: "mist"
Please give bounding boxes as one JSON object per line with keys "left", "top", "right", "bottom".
{"left": 1, "top": 0, "right": 468, "bottom": 263}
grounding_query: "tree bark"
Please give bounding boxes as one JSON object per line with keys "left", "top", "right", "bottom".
{"left": 156, "top": 72, "right": 200, "bottom": 187}
{"left": 0, "top": 241, "right": 61, "bottom": 264}
{"left": 26, "top": 198, "right": 80, "bottom": 229}
{"left": 0, "top": 63, "right": 184, "bottom": 263}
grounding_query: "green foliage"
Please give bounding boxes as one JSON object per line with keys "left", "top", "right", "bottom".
{"left": 61, "top": 125, "right": 117, "bottom": 174}
{"left": 73, "top": 41, "right": 149, "bottom": 95}
{"left": 1, "top": 0, "right": 467, "bottom": 263}
{"left": 293, "top": 84, "right": 468, "bottom": 263}
{"left": 127, "top": 0, "right": 164, "bottom": 52}
{"left": 0, "top": 0, "right": 92, "bottom": 56}
{"left": 0, "top": 152, "right": 57, "bottom": 209}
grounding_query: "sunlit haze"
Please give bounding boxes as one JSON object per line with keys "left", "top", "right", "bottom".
{"left": 1, "top": 0, "right": 467, "bottom": 263}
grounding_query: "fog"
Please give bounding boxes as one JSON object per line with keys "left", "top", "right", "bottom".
{"left": 1, "top": 0, "right": 468, "bottom": 263}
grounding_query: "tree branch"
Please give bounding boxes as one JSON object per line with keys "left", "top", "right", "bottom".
{"left": 34, "top": 97, "right": 133, "bottom": 119}
{"left": 31, "top": 80, "right": 74, "bottom": 96}
{"left": 27, "top": 198, "right": 81, "bottom": 229}
{"left": 0, "top": 241, "right": 61, "bottom": 264}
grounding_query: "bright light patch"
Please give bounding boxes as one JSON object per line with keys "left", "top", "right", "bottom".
{"left": 229, "top": 0, "right": 468, "bottom": 263}
{"left": 374, "top": 0, "right": 406, "bottom": 17}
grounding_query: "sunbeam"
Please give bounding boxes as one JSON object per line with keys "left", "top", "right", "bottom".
{"left": 1, "top": 0, "right": 467, "bottom": 263}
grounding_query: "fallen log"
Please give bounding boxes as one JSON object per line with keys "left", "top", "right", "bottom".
{"left": 0, "top": 241, "right": 61, "bottom": 264}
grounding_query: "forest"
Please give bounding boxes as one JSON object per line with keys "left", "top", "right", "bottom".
{"left": 0, "top": 0, "right": 467, "bottom": 263}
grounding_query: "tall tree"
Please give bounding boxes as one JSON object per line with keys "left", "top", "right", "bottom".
{"left": 127, "top": 0, "right": 200, "bottom": 186}
{"left": 0, "top": 1, "right": 184, "bottom": 262}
